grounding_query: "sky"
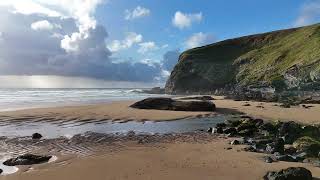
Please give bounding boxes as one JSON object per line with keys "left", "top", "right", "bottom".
{"left": 0, "top": 0, "right": 319, "bottom": 88}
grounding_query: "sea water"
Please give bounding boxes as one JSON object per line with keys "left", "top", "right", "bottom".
{"left": 0, "top": 88, "right": 167, "bottom": 111}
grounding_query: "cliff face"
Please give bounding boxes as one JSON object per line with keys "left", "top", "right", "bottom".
{"left": 165, "top": 23, "right": 320, "bottom": 94}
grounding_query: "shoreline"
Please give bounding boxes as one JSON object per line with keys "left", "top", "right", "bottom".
{"left": 0, "top": 96, "right": 320, "bottom": 124}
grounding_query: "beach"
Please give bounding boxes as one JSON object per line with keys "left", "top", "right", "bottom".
{"left": 1, "top": 96, "right": 320, "bottom": 179}
{"left": 1, "top": 96, "right": 320, "bottom": 124}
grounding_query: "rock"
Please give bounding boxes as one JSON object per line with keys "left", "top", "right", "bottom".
{"left": 226, "top": 119, "right": 242, "bottom": 127}
{"left": 301, "top": 125, "right": 320, "bottom": 137}
{"left": 179, "top": 96, "right": 215, "bottom": 101}
{"left": 284, "top": 146, "right": 297, "bottom": 155}
{"left": 280, "top": 103, "right": 291, "bottom": 108}
{"left": 3, "top": 154, "right": 52, "bottom": 166}
{"left": 293, "top": 136, "right": 320, "bottom": 157}
{"left": 266, "top": 138, "right": 284, "bottom": 154}
{"left": 264, "top": 167, "right": 312, "bottom": 180}
{"left": 225, "top": 147, "right": 232, "bottom": 150}
{"left": 0, "top": 169, "right": 2, "bottom": 174}
{"left": 32, "top": 133, "right": 43, "bottom": 140}
{"left": 260, "top": 122, "right": 278, "bottom": 134}
{"left": 274, "top": 154, "right": 298, "bottom": 162}
{"left": 231, "top": 140, "right": 240, "bottom": 145}
{"left": 130, "top": 97, "right": 216, "bottom": 111}
{"left": 243, "top": 103, "right": 251, "bottom": 106}
{"left": 278, "top": 121, "right": 302, "bottom": 144}
{"left": 223, "top": 127, "right": 237, "bottom": 135}
{"left": 208, "top": 127, "right": 223, "bottom": 134}
{"left": 265, "top": 156, "right": 273, "bottom": 163}
{"left": 142, "top": 87, "right": 165, "bottom": 94}
{"left": 237, "top": 129, "right": 255, "bottom": 137}
{"left": 215, "top": 123, "right": 227, "bottom": 128}
{"left": 237, "top": 119, "right": 258, "bottom": 131}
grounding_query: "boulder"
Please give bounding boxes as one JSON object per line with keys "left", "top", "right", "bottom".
{"left": 3, "top": 154, "right": 52, "bottom": 166}
{"left": 293, "top": 136, "right": 320, "bottom": 157}
{"left": 142, "top": 87, "right": 165, "bottom": 94}
{"left": 0, "top": 169, "right": 2, "bottom": 174}
{"left": 264, "top": 167, "right": 312, "bottom": 180}
{"left": 179, "top": 96, "right": 215, "bottom": 101}
{"left": 265, "top": 156, "right": 273, "bottom": 163}
{"left": 130, "top": 97, "right": 216, "bottom": 111}
{"left": 278, "top": 121, "right": 302, "bottom": 144}
{"left": 32, "top": 133, "right": 43, "bottom": 140}
{"left": 230, "top": 140, "right": 240, "bottom": 145}
{"left": 223, "top": 127, "right": 237, "bottom": 135}
{"left": 266, "top": 138, "right": 285, "bottom": 154}
{"left": 274, "top": 154, "right": 298, "bottom": 162}
{"left": 301, "top": 125, "right": 320, "bottom": 137}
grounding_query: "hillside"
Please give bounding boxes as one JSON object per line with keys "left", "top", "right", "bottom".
{"left": 165, "top": 23, "right": 320, "bottom": 94}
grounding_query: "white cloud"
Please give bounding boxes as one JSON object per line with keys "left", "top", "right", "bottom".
{"left": 185, "top": 32, "right": 214, "bottom": 49}
{"left": 172, "top": 11, "right": 202, "bottom": 29}
{"left": 0, "top": 0, "right": 62, "bottom": 17}
{"left": 138, "top": 41, "right": 158, "bottom": 54}
{"left": 108, "top": 32, "right": 143, "bottom": 52}
{"left": 0, "top": 0, "right": 105, "bottom": 53}
{"left": 125, "top": 6, "right": 150, "bottom": 20}
{"left": 294, "top": 0, "right": 320, "bottom": 27}
{"left": 31, "top": 20, "right": 55, "bottom": 31}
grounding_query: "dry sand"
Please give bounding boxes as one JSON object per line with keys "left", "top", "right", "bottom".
{"left": 4, "top": 139, "right": 320, "bottom": 180}
{"left": 0, "top": 96, "right": 320, "bottom": 124}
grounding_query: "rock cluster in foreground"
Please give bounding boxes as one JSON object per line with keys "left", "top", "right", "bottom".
{"left": 130, "top": 97, "right": 216, "bottom": 111}
{"left": 209, "top": 116, "right": 320, "bottom": 167}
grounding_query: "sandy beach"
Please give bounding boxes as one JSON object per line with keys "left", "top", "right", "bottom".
{"left": 1, "top": 96, "right": 320, "bottom": 180}
{"left": 1, "top": 96, "right": 320, "bottom": 124}
{"left": 4, "top": 139, "right": 320, "bottom": 180}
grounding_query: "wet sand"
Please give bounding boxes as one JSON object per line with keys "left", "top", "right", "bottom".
{"left": 4, "top": 139, "right": 320, "bottom": 180}
{"left": 1, "top": 96, "right": 320, "bottom": 180}
{"left": 0, "top": 96, "right": 320, "bottom": 124}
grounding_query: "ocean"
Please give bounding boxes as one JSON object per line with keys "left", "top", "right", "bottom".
{"left": 0, "top": 88, "right": 165, "bottom": 111}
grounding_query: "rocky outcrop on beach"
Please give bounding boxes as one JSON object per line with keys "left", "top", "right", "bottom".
{"left": 141, "top": 87, "right": 165, "bottom": 94}
{"left": 209, "top": 116, "right": 320, "bottom": 166}
{"left": 264, "top": 167, "right": 313, "bottom": 180}
{"left": 130, "top": 97, "right": 216, "bottom": 111}
{"left": 32, "top": 133, "right": 42, "bottom": 140}
{"left": 3, "top": 154, "right": 52, "bottom": 166}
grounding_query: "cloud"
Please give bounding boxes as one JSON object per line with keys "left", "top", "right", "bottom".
{"left": 185, "top": 32, "right": 215, "bottom": 49}
{"left": 294, "top": 0, "right": 320, "bottom": 27}
{"left": 31, "top": 20, "right": 60, "bottom": 31}
{"left": 172, "top": 11, "right": 202, "bottom": 29}
{"left": 138, "top": 42, "right": 158, "bottom": 54}
{"left": 0, "top": 7, "right": 165, "bottom": 83}
{"left": 107, "top": 32, "right": 143, "bottom": 52}
{"left": 125, "top": 6, "right": 150, "bottom": 20}
{"left": 0, "top": 0, "right": 62, "bottom": 17}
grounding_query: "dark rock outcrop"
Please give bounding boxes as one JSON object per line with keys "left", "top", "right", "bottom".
{"left": 130, "top": 97, "right": 216, "bottom": 111}
{"left": 32, "top": 133, "right": 43, "bottom": 140}
{"left": 264, "top": 167, "right": 312, "bottom": 180}
{"left": 178, "top": 96, "right": 215, "bottom": 101}
{"left": 142, "top": 87, "right": 165, "bottom": 94}
{"left": 3, "top": 154, "right": 52, "bottom": 166}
